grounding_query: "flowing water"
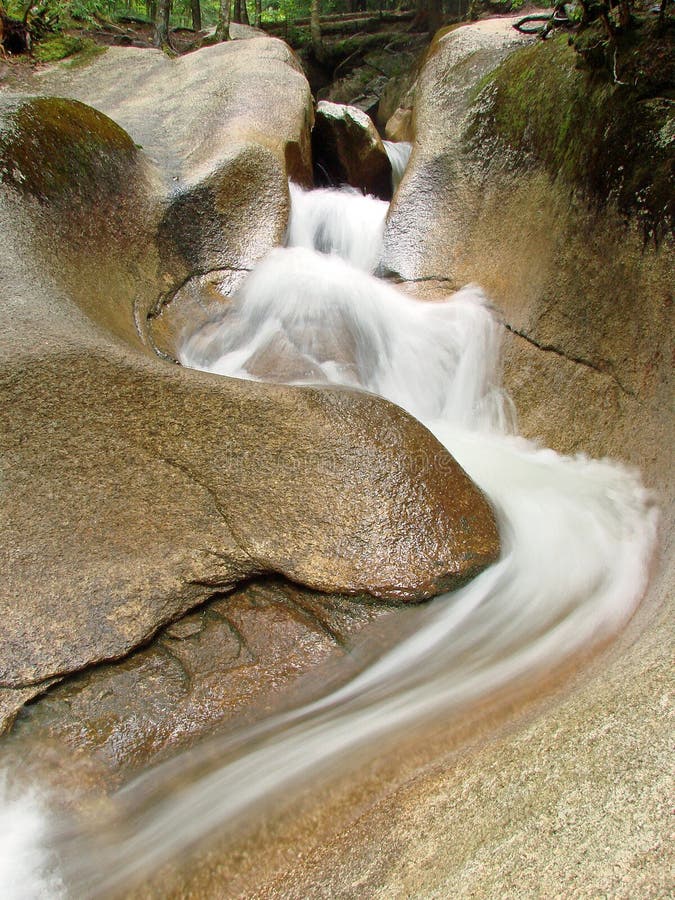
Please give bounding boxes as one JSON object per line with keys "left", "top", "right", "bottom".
{"left": 383, "top": 140, "right": 412, "bottom": 191}
{"left": 1, "top": 174, "right": 658, "bottom": 897}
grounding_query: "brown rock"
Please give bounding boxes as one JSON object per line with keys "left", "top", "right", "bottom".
{"left": 382, "top": 18, "right": 532, "bottom": 281}
{"left": 0, "top": 89, "right": 499, "bottom": 712}
{"left": 385, "top": 105, "right": 414, "bottom": 143}
{"left": 312, "top": 100, "right": 393, "bottom": 200}
{"left": 3, "top": 579, "right": 386, "bottom": 784}
{"left": 382, "top": 19, "right": 673, "bottom": 485}
{"left": 5, "top": 21, "right": 669, "bottom": 899}
{"left": 377, "top": 54, "right": 418, "bottom": 138}
{"left": 14, "top": 39, "right": 315, "bottom": 284}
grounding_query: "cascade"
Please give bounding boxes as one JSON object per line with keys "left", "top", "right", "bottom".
{"left": 284, "top": 182, "right": 388, "bottom": 272}
{"left": 2, "top": 161, "right": 658, "bottom": 898}
{"left": 383, "top": 140, "right": 412, "bottom": 191}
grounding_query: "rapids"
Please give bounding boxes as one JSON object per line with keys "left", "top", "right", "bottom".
{"left": 1, "top": 175, "right": 658, "bottom": 898}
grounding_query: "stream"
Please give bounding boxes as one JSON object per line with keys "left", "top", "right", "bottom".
{"left": 1, "top": 157, "right": 658, "bottom": 898}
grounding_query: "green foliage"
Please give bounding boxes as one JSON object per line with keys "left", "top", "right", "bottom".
{"left": 31, "top": 31, "right": 105, "bottom": 62}
{"left": 63, "top": 35, "right": 107, "bottom": 64}
{"left": 6, "top": 0, "right": 110, "bottom": 33}
{"left": 33, "top": 33, "right": 84, "bottom": 59}
{"left": 68, "top": 0, "right": 110, "bottom": 22}
{"left": 468, "top": 0, "right": 544, "bottom": 18}
{"left": 7, "top": 0, "right": 413, "bottom": 42}
{"left": 5, "top": 0, "right": 28, "bottom": 17}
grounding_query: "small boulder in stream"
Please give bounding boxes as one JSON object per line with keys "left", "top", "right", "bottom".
{"left": 313, "top": 99, "right": 393, "bottom": 200}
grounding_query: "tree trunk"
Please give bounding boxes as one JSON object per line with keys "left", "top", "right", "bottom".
{"left": 411, "top": 0, "right": 428, "bottom": 31}
{"left": 215, "top": 0, "right": 231, "bottom": 39}
{"left": 240, "top": 0, "right": 250, "bottom": 24}
{"left": 191, "top": 0, "right": 201, "bottom": 31}
{"left": 153, "top": 0, "right": 171, "bottom": 47}
{"left": 617, "top": 0, "right": 631, "bottom": 29}
{"left": 254, "top": 0, "right": 261, "bottom": 27}
{"left": 232, "top": 0, "right": 241, "bottom": 23}
{"left": 427, "top": 0, "right": 442, "bottom": 36}
{"left": 311, "top": 0, "right": 325, "bottom": 61}
{"left": 659, "top": 0, "right": 667, "bottom": 26}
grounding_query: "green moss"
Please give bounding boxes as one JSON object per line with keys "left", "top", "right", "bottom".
{"left": 63, "top": 39, "right": 107, "bottom": 69}
{"left": 0, "top": 96, "right": 137, "bottom": 204}
{"left": 467, "top": 35, "right": 674, "bottom": 241}
{"left": 32, "top": 35, "right": 106, "bottom": 67}
{"left": 200, "top": 33, "right": 220, "bottom": 47}
{"left": 33, "top": 34, "right": 85, "bottom": 63}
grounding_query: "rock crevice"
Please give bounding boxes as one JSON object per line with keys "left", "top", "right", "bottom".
{"left": 502, "top": 321, "right": 635, "bottom": 397}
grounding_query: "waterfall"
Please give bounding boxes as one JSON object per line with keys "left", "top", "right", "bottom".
{"left": 182, "top": 246, "right": 514, "bottom": 431}
{"left": 285, "top": 182, "right": 388, "bottom": 273}
{"left": 2, "top": 180, "right": 657, "bottom": 898}
{"left": 383, "top": 140, "right": 412, "bottom": 191}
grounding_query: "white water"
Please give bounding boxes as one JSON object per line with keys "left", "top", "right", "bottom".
{"left": 383, "top": 140, "right": 412, "bottom": 191}
{"left": 285, "top": 182, "right": 388, "bottom": 273}
{"left": 1, "top": 179, "right": 658, "bottom": 897}
{"left": 0, "top": 777, "right": 64, "bottom": 900}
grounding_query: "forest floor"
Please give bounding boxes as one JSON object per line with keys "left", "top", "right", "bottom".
{"left": 0, "top": 9, "right": 432, "bottom": 94}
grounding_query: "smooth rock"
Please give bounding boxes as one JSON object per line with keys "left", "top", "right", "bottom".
{"left": 369, "top": 18, "right": 673, "bottom": 899}
{"left": 384, "top": 105, "right": 414, "bottom": 142}
{"left": 3, "top": 579, "right": 386, "bottom": 782}
{"left": 0, "top": 87, "right": 499, "bottom": 712}
{"left": 382, "top": 18, "right": 533, "bottom": 281}
{"left": 26, "top": 39, "right": 315, "bottom": 282}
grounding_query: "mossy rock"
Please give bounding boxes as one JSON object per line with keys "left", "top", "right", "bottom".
{"left": 63, "top": 38, "right": 108, "bottom": 69}
{"left": 467, "top": 34, "right": 674, "bottom": 241}
{"left": 33, "top": 34, "right": 80, "bottom": 62}
{"left": 32, "top": 34, "right": 106, "bottom": 66}
{"left": 0, "top": 96, "right": 137, "bottom": 205}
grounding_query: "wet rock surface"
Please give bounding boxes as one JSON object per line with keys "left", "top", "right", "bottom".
{"left": 0, "top": 44, "right": 500, "bottom": 736}
{"left": 383, "top": 20, "right": 673, "bottom": 485}
{"left": 4, "top": 18, "right": 669, "bottom": 899}
{"left": 367, "top": 18, "right": 673, "bottom": 900}
{"left": 4, "top": 580, "right": 388, "bottom": 784}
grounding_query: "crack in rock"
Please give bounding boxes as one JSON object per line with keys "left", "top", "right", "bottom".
{"left": 153, "top": 452, "right": 264, "bottom": 576}
{"left": 502, "top": 321, "right": 635, "bottom": 397}
{"left": 147, "top": 266, "right": 252, "bottom": 321}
